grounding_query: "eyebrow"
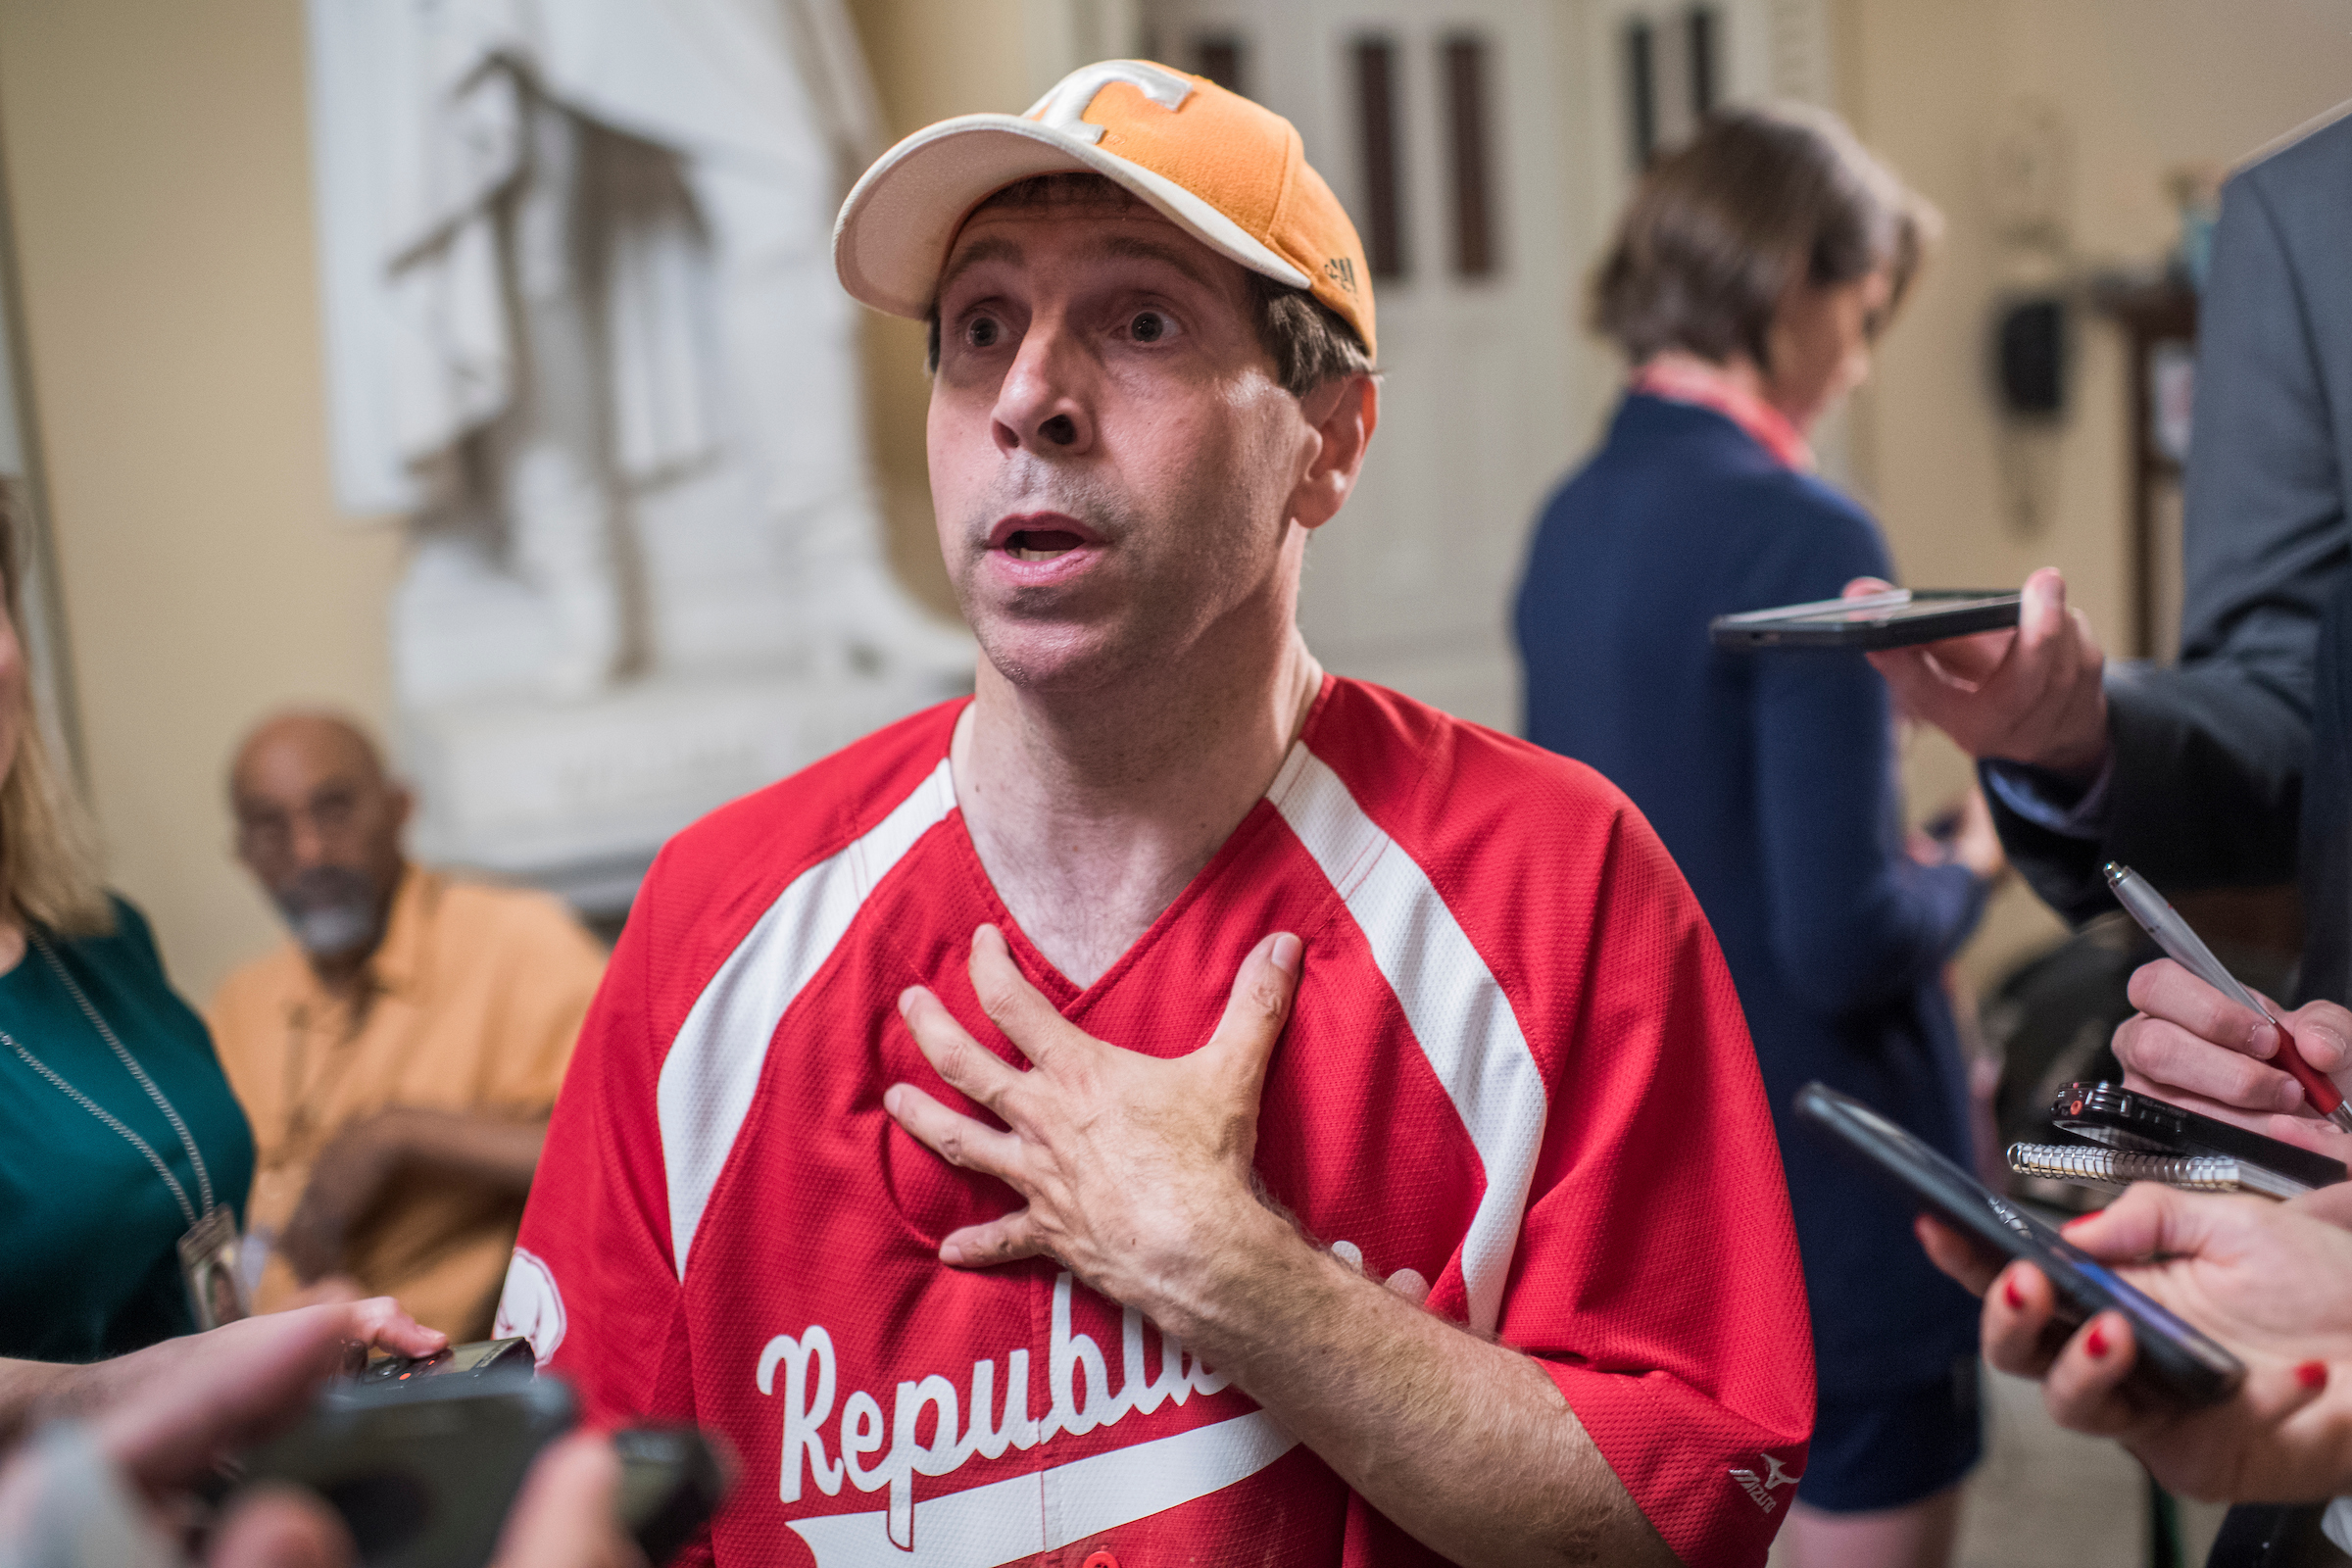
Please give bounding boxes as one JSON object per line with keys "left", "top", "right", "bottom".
{"left": 936, "top": 234, "right": 1023, "bottom": 301}
{"left": 933, "top": 227, "right": 1227, "bottom": 307}
{"left": 1097, "top": 233, "right": 1220, "bottom": 293}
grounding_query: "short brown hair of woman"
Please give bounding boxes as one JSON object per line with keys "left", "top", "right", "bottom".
{"left": 1592, "top": 104, "right": 1940, "bottom": 370}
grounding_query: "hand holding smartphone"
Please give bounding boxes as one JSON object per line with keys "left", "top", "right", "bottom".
{"left": 1795, "top": 1081, "right": 2245, "bottom": 1410}
{"left": 1710, "top": 589, "right": 2022, "bottom": 650}
{"left": 240, "top": 1341, "right": 732, "bottom": 1568}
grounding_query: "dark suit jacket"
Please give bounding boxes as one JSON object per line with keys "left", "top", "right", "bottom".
{"left": 2299, "top": 575, "right": 2352, "bottom": 1002}
{"left": 1993, "top": 113, "right": 2352, "bottom": 946}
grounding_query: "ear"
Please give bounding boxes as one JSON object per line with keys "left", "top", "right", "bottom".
{"left": 1286, "top": 373, "right": 1379, "bottom": 533}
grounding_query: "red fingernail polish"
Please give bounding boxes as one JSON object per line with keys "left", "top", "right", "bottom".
{"left": 2002, "top": 1278, "right": 2024, "bottom": 1310}
{"left": 2085, "top": 1324, "right": 2109, "bottom": 1358}
{"left": 2300, "top": 1360, "right": 2328, "bottom": 1391}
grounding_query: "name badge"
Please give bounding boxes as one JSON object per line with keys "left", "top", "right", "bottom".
{"left": 177, "top": 1206, "right": 250, "bottom": 1331}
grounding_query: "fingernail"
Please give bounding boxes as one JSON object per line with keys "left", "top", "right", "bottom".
{"left": 2251, "top": 1021, "right": 2281, "bottom": 1060}
{"left": 2061, "top": 1209, "right": 2102, "bottom": 1233}
{"left": 2313, "top": 1025, "right": 2351, "bottom": 1069}
{"left": 2085, "top": 1323, "right": 2109, "bottom": 1358}
{"left": 899, "top": 988, "right": 917, "bottom": 1017}
{"left": 883, "top": 1086, "right": 902, "bottom": 1115}
{"left": 2282, "top": 1078, "right": 2310, "bottom": 1112}
{"left": 940, "top": 1240, "right": 963, "bottom": 1266}
{"left": 1269, "top": 933, "right": 1301, "bottom": 975}
{"left": 2002, "top": 1277, "right": 2025, "bottom": 1310}
{"left": 2299, "top": 1360, "right": 2328, "bottom": 1392}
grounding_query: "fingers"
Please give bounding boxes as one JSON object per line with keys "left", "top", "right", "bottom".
{"left": 1864, "top": 644, "right": 1962, "bottom": 722}
{"left": 333, "top": 1297, "right": 448, "bottom": 1358}
{"left": 2113, "top": 1068, "right": 2345, "bottom": 1153}
{"left": 883, "top": 1082, "right": 1022, "bottom": 1180}
{"left": 1915, "top": 1214, "right": 2000, "bottom": 1295}
{"left": 2289, "top": 1181, "right": 2352, "bottom": 1231}
{"left": 1842, "top": 576, "right": 1895, "bottom": 599}
{"left": 965, "top": 925, "right": 1079, "bottom": 1066}
{"left": 2282, "top": 1001, "right": 2352, "bottom": 1076}
{"left": 2115, "top": 1014, "right": 2303, "bottom": 1115}
{"left": 2039, "top": 1311, "right": 2141, "bottom": 1437}
{"left": 208, "top": 1487, "right": 356, "bottom": 1568}
{"left": 98, "top": 1310, "right": 352, "bottom": 1485}
{"left": 898, "top": 984, "right": 1022, "bottom": 1112}
{"left": 2059, "top": 1182, "right": 2256, "bottom": 1265}
{"left": 1982, "top": 1259, "right": 2066, "bottom": 1378}
{"left": 1970, "top": 569, "right": 2066, "bottom": 714}
{"left": 2127, "top": 959, "right": 2280, "bottom": 1062}
{"left": 1200, "top": 933, "right": 1301, "bottom": 1090}
{"left": 492, "top": 1432, "right": 636, "bottom": 1568}
{"left": 938, "top": 1210, "right": 1050, "bottom": 1270}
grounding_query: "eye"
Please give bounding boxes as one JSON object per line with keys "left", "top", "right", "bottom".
{"left": 964, "top": 316, "right": 1003, "bottom": 349}
{"left": 1128, "top": 310, "right": 1170, "bottom": 344}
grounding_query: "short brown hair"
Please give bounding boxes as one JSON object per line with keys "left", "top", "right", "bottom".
{"left": 927, "top": 173, "right": 1372, "bottom": 398}
{"left": 1592, "top": 104, "right": 1938, "bottom": 369}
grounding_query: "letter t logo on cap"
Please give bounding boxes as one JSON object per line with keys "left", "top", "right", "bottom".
{"left": 1028, "top": 61, "right": 1194, "bottom": 145}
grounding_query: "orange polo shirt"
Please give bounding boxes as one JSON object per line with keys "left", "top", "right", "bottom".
{"left": 209, "top": 865, "right": 606, "bottom": 1338}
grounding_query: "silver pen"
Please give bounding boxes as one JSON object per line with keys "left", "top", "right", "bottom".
{"left": 2104, "top": 861, "right": 2352, "bottom": 1134}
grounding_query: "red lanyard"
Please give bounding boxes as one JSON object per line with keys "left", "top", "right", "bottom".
{"left": 1631, "top": 360, "right": 1814, "bottom": 472}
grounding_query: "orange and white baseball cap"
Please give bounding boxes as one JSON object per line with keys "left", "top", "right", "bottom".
{"left": 833, "top": 60, "right": 1377, "bottom": 362}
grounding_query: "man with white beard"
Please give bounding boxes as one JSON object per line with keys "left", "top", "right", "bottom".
{"left": 209, "top": 710, "right": 606, "bottom": 1337}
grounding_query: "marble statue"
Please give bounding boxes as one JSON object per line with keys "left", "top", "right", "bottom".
{"left": 306, "top": 0, "right": 972, "bottom": 908}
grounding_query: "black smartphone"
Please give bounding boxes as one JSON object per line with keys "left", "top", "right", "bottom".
{"left": 357, "top": 1336, "right": 536, "bottom": 1390}
{"left": 243, "top": 1374, "right": 577, "bottom": 1568}
{"left": 2051, "top": 1081, "right": 2348, "bottom": 1192}
{"left": 1794, "top": 1081, "right": 2245, "bottom": 1409}
{"left": 243, "top": 1372, "right": 731, "bottom": 1568}
{"left": 1710, "top": 589, "right": 2022, "bottom": 651}
{"left": 613, "top": 1427, "right": 733, "bottom": 1566}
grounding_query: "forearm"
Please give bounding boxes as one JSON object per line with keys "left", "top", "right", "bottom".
{"left": 1150, "top": 1204, "right": 1674, "bottom": 1568}
{"left": 0, "top": 1360, "right": 83, "bottom": 1449}
{"left": 380, "top": 1108, "right": 548, "bottom": 1195}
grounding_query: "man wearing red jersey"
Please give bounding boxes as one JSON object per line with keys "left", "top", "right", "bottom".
{"left": 504, "top": 60, "right": 1812, "bottom": 1568}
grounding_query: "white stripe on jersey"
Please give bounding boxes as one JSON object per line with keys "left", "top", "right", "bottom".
{"left": 782, "top": 1409, "right": 1294, "bottom": 1567}
{"left": 659, "top": 760, "right": 958, "bottom": 1277}
{"left": 1268, "top": 744, "right": 1548, "bottom": 1336}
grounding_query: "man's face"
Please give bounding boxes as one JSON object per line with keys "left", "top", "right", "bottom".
{"left": 231, "top": 721, "right": 409, "bottom": 961}
{"left": 927, "top": 199, "right": 1318, "bottom": 694}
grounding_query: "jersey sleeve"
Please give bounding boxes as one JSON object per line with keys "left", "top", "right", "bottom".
{"left": 504, "top": 857, "right": 694, "bottom": 1429}
{"left": 1502, "top": 799, "right": 1814, "bottom": 1568}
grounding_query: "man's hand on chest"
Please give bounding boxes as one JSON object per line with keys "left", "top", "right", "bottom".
{"left": 883, "top": 923, "right": 1302, "bottom": 1337}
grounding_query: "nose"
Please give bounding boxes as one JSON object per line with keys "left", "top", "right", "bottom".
{"left": 288, "top": 812, "right": 332, "bottom": 869}
{"left": 991, "top": 316, "right": 1095, "bottom": 458}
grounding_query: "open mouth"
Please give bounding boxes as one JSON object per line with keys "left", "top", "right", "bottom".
{"left": 1002, "top": 528, "right": 1088, "bottom": 562}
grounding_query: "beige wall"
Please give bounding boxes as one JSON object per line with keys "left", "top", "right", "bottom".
{"left": 0, "top": 0, "right": 406, "bottom": 1003}
{"left": 1838, "top": 0, "right": 2352, "bottom": 988}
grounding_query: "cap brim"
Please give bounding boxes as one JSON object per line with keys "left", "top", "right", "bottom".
{"left": 833, "top": 113, "right": 1312, "bottom": 319}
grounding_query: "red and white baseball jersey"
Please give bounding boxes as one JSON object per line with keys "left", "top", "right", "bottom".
{"left": 505, "top": 676, "right": 1813, "bottom": 1568}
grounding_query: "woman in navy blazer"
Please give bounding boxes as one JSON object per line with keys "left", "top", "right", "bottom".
{"left": 1516, "top": 108, "right": 2003, "bottom": 1567}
